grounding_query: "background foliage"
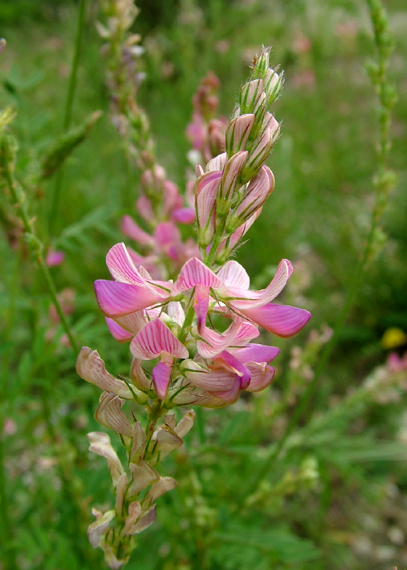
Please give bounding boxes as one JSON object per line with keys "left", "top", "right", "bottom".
{"left": 1, "top": 0, "right": 407, "bottom": 569}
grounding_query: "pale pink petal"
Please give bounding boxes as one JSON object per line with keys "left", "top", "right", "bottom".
{"left": 225, "top": 114, "right": 255, "bottom": 154}
{"left": 154, "top": 222, "right": 181, "bottom": 247}
{"left": 229, "top": 344, "right": 280, "bottom": 364}
{"left": 137, "top": 195, "right": 155, "bottom": 223}
{"left": 121, "top": 216, "right": 155, "bottom": 246}
{"left": 235, "top": 165, "right": 275, "bottom": 219}
{"left": 77, "top": 347, "right": 133, "bottom": 399}
{"left": 195, "top": 170, "right": 222, "bottom": 197}
{"left": 233, "top": 321, "right": 260, "bottom": 344}
{"left": 217, "top": 260, "right": 250, "bottom": 290}
{"left": 197, "top": 320, "right": 242, "bottom": 359}
{"left": 219, "top": 151, "right": 248, "bottom": 202}
{"left": 163, "top": 180, "right": 181, "bottom": 215}
{"left": 130, "top": 319, "right": 188, "bottom": 360}
{"left": 182, "top": 360, "right": 236, "bottom": 392}
{"left": 205, "top": 152, "right": 227, "bottom": 172}
{"left": 245, "top": 362, "right": 275, "bottom": 392}
{"left": 171, "top": 207, "right": 196, "bottom": 224}
{"left": 242, "top": 303, "right": 311, "bottom": 337}
{"left": 173, "top": 257, "right": 222, "bottom": 293}
{"left": 106, "top": 243, "right": 145, "bottom": 284}
{"left": 94, "top": 280, "right": 163, "bottom": 318}
{"left": 227, "top": 259, "right": 293, "bottom": 309}
{"left": 196, "top": 178, "right": 218, "bottom": 232}
{"left": 194, "top": 285, "right": 209, "bottom": 334}
{"left": 105, "top": 317, "right": 134, "bottom": 342}
{"left": 152, "top": 361, "right": 172, "bottom": 399}
{"left": 130, "top": 358, "right": 152, "bottom": 391}
{"left": 115, "top": 311, "right": 148, "bottom": 335}
{"left": 209, "top": 376, "right": 241, "bottom": 403}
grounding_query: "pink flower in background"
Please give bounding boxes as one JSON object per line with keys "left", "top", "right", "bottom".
{"left": 46, "top": 248, "right": 65, "bottom": 267}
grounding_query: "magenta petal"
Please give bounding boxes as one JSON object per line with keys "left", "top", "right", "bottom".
{"left": 106, "top": 243, "right": 145, "bottom": 284}
{"left": 154, "top": 222, "right": 181, "bottom": 247}
{"left": 194, "top": 285, "right": 209, "bottom": 334}
{"left": 121, "top": 216, "right": 155, "bottom": 246}
{"left": 152, "top": 362, "right": 172, "bottom": 399}
{"left": 242, "top": 303, "right": 311, "bottom": 337}
{"left": 130, "top": 319, "right": 188, "bottom": 360}
{"left": 105, "top": 317, "right": 134, "bottom": 342}
{"left": 230, "top": 344, "right": 280, "bottom": 364}
{"left": 172, "top": 207, "right": 196, "bottom": 224}
{"left": 173, "top": 257, "right": 222, "bottom": 293}
{"left": 95, "top": 280, "right": 162, "bottom": 318}
{"left": 218, "top": 351, "right": 251, "bottom": 390}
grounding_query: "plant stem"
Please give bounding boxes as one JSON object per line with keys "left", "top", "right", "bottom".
{"left": 0, "top": 423, "right": 17, "bottom": 570}
{"left": 245, "top": 0, "right": 397, "bottom": 495}
{"left": 4, "top": 165, "right": 79, "bottom": 354}
{"left": 49, "top": 0, "right": 87, "bottom": 234}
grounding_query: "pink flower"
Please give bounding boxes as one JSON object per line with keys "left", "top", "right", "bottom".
{"left": 130, "top": 319, "right": 188, "bottom": 399}
{"left": 46, "top": 248, "right": 65, "bottom": 267}
{"left": 181, "top": 343, "right": 280, "bottom": 403}
{"left": 172, "top": 257, "right": 310, "bottom": 337}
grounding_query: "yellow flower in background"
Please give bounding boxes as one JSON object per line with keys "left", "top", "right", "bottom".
{"left": 381, "top": 327, "right": 407, "bottom": 349}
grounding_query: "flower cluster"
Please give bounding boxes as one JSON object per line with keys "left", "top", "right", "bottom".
{"left": 77, "top": 47, "right": 310, "bottom": 569}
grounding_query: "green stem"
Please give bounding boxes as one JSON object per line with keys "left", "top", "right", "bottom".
{"left": 244, "top": 0, "right": 396, "bottom": 496}
{"left": 0, "top": 425, "right": 17, "bottom": 570}
{"left": 49, "top": 0, "right": 87, "bottom": 234}
{"left": 4, "top": 167, "right": 78, "bottom": 354}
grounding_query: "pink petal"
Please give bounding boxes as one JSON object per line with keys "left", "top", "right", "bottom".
{"left": 152, "top": 361, "right": 172, "bottom": 399}
{"left": 217, "top": 351, "right": 251, "bottom": 389}
{"left": 154, "top": 222, "right": 181, "bottom": 247}
{"left": 206, "top": 152, "right": 227, "bottom": 172}
{"left": 105, "top": 317, "right": 134, "bottom": 342}
{"left": 130, "top": 319, "right": 188, "bottom": 360}
{"left": 173, "top": 257, "right": 223, "bottom": 293}
{"left": 171, "top": 207, "right": 196, "bottom": 224}
{"left": 115, "top": 311, "right": 148, "bottom": 335}
{"left": 229, "top": 344, "right": 280, "bottom": 364}
{"left": 242, "top": 303, "right": 311, "bottom": 337}
{"left": 137, "top": 195, "right": 155, "bottom": 223}
{"left": 194, "top": 285, "right": 209, "bottom": 334}
{"left": 245, "top": 363, "right": 275, "bottom": 392}
{"left": 195, "top": 170, "right": 222, "bottom": 197}
{"left": 217, "top": 260, "right": 250, "bottom": 290}
{"left": 219, "top": 151, "right": 248, "bottom": 202}
{"left": 183, "top": 362, "right": 236, "bottom": 392}
{"left": 120, "top": 216, "right": 155, "bottom": 246}
{"left": 234, "top": 321, "right": 260, "bottom": 345}
{"left": 46, "top": 249, "right": 65, "bottom": 267}
{"left": 228, "top": 259, "right": 293, "bottom": 309}
{"left": 94, "top": 280, "right": 163, "bottom": 318}
{"left": 106, "top": 243, "right": 145, "bottom": 285}
{"left": 235, "top": 165, "right": 275, "bottom": 219}
{"left": 197, "top": 320, "right": 242, "bottom": 359}
{"left": 209, "top": 376, "right": 241, "bottom": 403}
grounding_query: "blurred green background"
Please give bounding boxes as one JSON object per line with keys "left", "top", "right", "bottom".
{"left": 1, "top": 0, "right": 407, "bottom": 569}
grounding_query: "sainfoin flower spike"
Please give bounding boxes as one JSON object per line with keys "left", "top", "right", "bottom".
{"left": 77, "top": 45, "right": 310, "bottom": 569}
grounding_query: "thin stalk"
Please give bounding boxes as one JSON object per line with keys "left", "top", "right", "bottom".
{"left": 0, "top": 426, "right": 17, "bottom": 570}
{"left": 244, "top": 0, "right": 397, "bottom": 496}
{"left": 4, "top": 167, "right": 78, "bottom": 353}
{"left": 49, "top": 0, "right": 87, "bottom": 234}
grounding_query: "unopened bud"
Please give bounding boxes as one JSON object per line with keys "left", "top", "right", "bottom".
{"left": 225, "top": 114, "right": 255, "bottom": 156}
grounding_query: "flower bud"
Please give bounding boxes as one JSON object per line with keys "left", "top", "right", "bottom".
{"left": 225, "top": 114, "right": 255, "bottom": 156}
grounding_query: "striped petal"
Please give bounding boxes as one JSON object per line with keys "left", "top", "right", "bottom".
{"left": 217, "top": 260, "right": 250, "bottom": 290}
{"left": 105, "top": 317, "right": 134, "bottom": 343}
{"left": 106, "top": 243, "right": 145, "bottom": 284}
{"left": 194, "top": 285, "right": 209, "bottom": 334}
{"left": 76, "top": 347, "right": 133, "bottom": 399}
{"left": 230, "top": 344, "right": 280, "bottom": 364}
{"left": 197, "top": 320, "right": 242, "bottom": 359}
{"left": 94, "top": 280, "right": 164, "bottom": 318}
{"left": 226, "top": 259, "right": 293, "bottom": 309}
{"left": 130, "top": 319, "right": 188, "bottom": 360}
{"left": 173, "top": 257, "right": 223, "bottom": 293}
{"left": 152, "top": 361, "right": 172, "bottom": 400}
{"left": 242, "top": 303, "right": 311, "bottom": 337}
{"left": 245, "top": 362, "right": 275, "bottom": 392}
